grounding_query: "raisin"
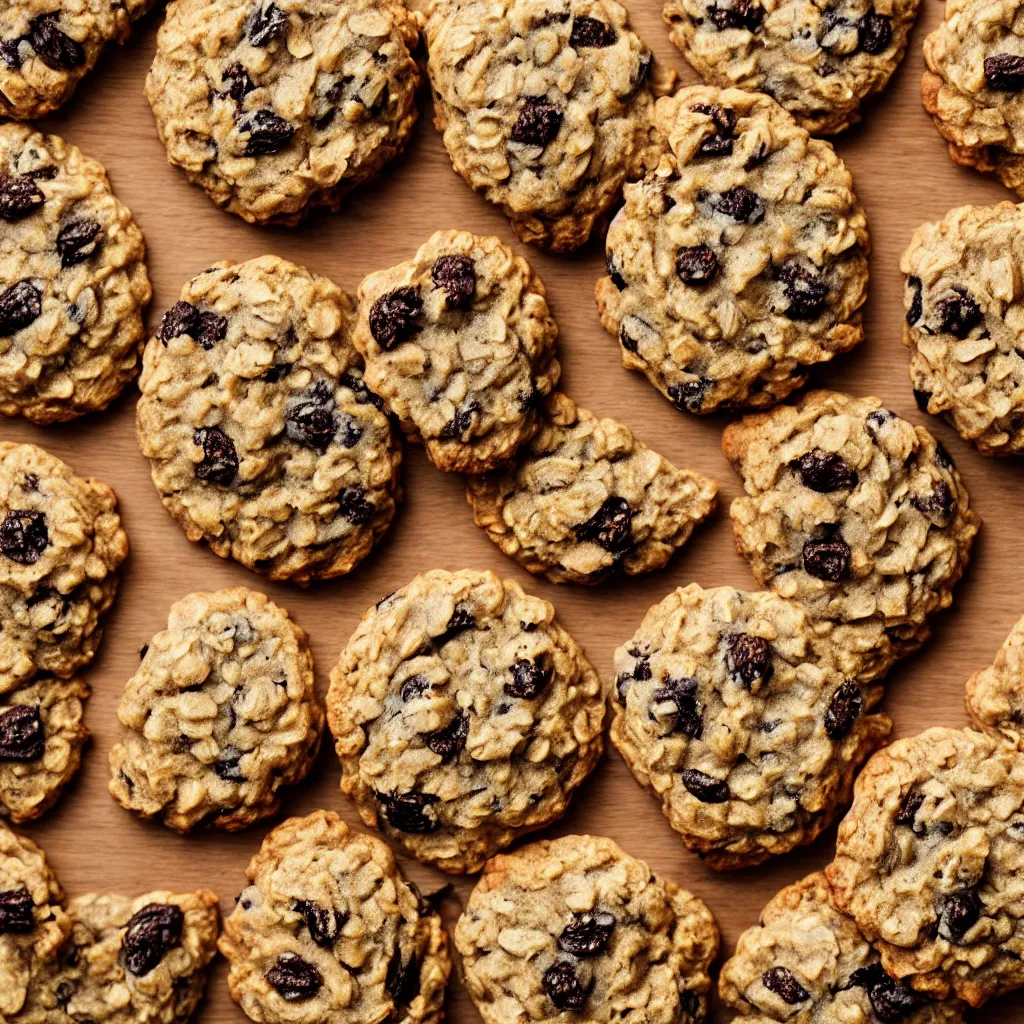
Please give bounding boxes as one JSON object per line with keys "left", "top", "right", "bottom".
{"left": 824, "top": 681, "right": 862, "bottom": 739}
{"left": 337, "top": 485, "right": 374, "bottom": 525}
{"left": 762, "top": 966, "right": 809, "bottom": 1004}
{"left": 0, "top": 510, "right": 48, "bottom": 564}
{"left": 505, "top": 659, "right": 552, "bottom": 700}
{"left": 1, "top": 40, "right": 22, "bottom": 69}
{"left": 265, "top": 953, "right": 323, "bottom": 1000}
{"left": 0, "top": 175, "right": 44, "bottom": 222}
{"left": 574, "top": 496, "right": 633, "bottom": 556}
{"left": 849, "top": 963, "right": 921, "bottom": 1022}
{"left": 509, "top": 99, "right": 563, "bottom": 147}
{"left": 708, "top": 0, "right": 764, "bottom": 29}
{"left": 292, "top": 900, "right": 347, "bottom": 949}
{"left": 914, "top": 388, "right": 932, "bottom": 412}
{"left": 569, "top": 15, "right": 617, "bottom": 46}
{"left": 193, "top": 426, "right": 238, "bottom": 486}
{"left": 606, "top": 253, "right": 627, "bottom": 290}
{"left": 437, "top": 606, "right": 475, "bottom": 645}
{"left": 727, "top": 634, "right": 774, "bottom": 688}
{"left": 939, "top": 890, "right": 982, "bottom": 942}
{"left": 386, "top": 948, "right": 421, "bottom": 1007}
{"left": 558, "top": 911, "right": 615, "bottom": 956}
{"left": 195, "top": 311, "right": 227, "bottom": 349}
{"left": 706, "top": 185, "right": 764, "bottom": 223}
{"left": 934, "top": 441, "right": 954, "bottom": 470}
{"left": 157, "top": 301, "right": 198, "bottom": 341}
{"left": 802, "top": 537, "right": 850, "bottom": 582}
{"left": 906, "top": 276, "right": 923, "bottom": 326}
{"left": 653, "top": 676, "right": 703, "bottom": 737}
{"left": 29, "top": 13, "right": 84, "bottom": 70}
{"left": 222, "top": 62, "right": 255, "bottom": 101}
{"left": 56, "top": 220, "right": 101, "bottom": 267}
{"left": 240, "top": 109, "right": 295, "bottom": 156}
{"left": 912, "top": 480, "right": 954, "bottom": 518}
{"left": 676, "top": 245, "right": 719, "bottom": 284}
{"left": 369, "top": 287, "right": 421, "bottom": 350}
{"left": 287, "top": 381, "right": 337, "bottom": 451}
{"left": 985, "top": 53, "right": 1024, "bottom": 90}
{"left": 793, "top": 450, "right": 858, "bottom": 492}
{"left": 431, "top": 254, "right": 476, "bottom": 308}
{"left": 681, "top": 768, "right": 729, "bottom": 803}
{"left": 669, "top": 378, "right": 713, "bottom": 413}
{"left": 693, "top": 103, "right": 737, "bottom": 157}
{"left": 0, "top": 705, "right": 44, "bottom": 761}
{"left": 122, "top": 904, "right": 184, "bottom": 976}
{"left": 0, "top": 887, "right": 35, "bottom": 934}
{"left": 424, "top": 711, "right": 469, "bottom": 761}
{"left": 857, "top": 10, "right": 892, "bottom": 54}
{"left": 0, "top": 280, "right": 42, "bottom": 336}
{"left": 215, "top": 747, "right": 244, "bottom": 781}
{"left": 543, "top": 961, "right": 590, "bottom": 1011}
{"left": 339, "top": 372, "right": 385, "bottom": 410}
{"left": 400, "top": 676, "right": 430, "bottom": 701}
{"left": 895, "top": 790, "right": 925, "bottom": 831}
{"left": 777, "top": 262, "right": 829, "bottom": 320}
{"left": 376, "top": 790, "right": 440, "bottom": 833}
{"left": 439, "top": 399, "right": 480, "bottom": 441}
{"left": 937, "top": 288, "right": 982, "bottom": 338}
{"left": 247, "top": 3, "right": 287, "bottom": 45}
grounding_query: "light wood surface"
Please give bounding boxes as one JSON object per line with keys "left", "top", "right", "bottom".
{"left": 5, "top": 1, "right": 1024, "bottom": 1021}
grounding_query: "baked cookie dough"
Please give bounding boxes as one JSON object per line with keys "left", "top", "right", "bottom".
{"left": 108, "top": 588, "right": 322, "bottom": 834}
{"left": 146, "top": 0, "right": 422, "bottom": 225}
{"left": 0, "top": 124, "right": 151, "bottom": 424}
{"left": 724, "top": 391, "right": 979, "bottom": 683}
{"left": 665, "top": 0, "right": 920, "bottom": 135}
{"left": 455, "top": 834, "right": 719, "bottom": 1024}
{"left": 466, "top": 393, "right": 718, "bottom": 584}
{"left": 596, "top": 88, "right": 869, "bottom": 416}
{"left": 0, "top": 0, "right": 155, "bottom": 121}
{"left": 0, "top": 442, "right": 128, "bottom": 694}
{"left": 425, "top": 0, "right": 669, "bottom": 251}
{"left": 828, "top": 727, "right": 1024, "bottom": 1007}
{"left": 902, "top": 202, "right": 1024, "bottom": 457}
{"left": 354, "top": 231, "right": 560, "bottom": 474}
{"left": 965, "top": 613, "right": 1024, "bottom": 747}
{"left": 719, "top": 872, "right": 967, "bottom": 1023}
{"left": 610, "top": 583, "right": 891, "bottom": 870}
{"left": 326, "top": 568, "right": 605, "bottom": 873}
{"left": 137, "top": 255, "right": 402, "bottom": 585}
{"left": 219, "top": 810, "right": 450, "bottom": 1024}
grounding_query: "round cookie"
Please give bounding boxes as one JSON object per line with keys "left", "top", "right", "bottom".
{"left": 719, "top": 872, "right": 967, "bottom": 1023}
{"left": 326, "top": 568, "right": 605, "bottom": 873}
{"left": 145, "top": 0, "right": 423, "bottom": 225}
{"left": 354, "top": 231, "right": 560, "bottom": 474}
{"left": 219, "top": 810, "right": 451, "bottom": 1024}
{"left": 424, "top": 0, "right": 669, "bottom": 251}
{"left": 108, "top": 588, "right": 322, "bottom": 834}
{"left": 455, "top": 834, "right": 719, "bottom": 1024}
{"left": 965, "top": 613, "right": 1024, "bottom": 748}
{"left": 466, "top": 393, "right": 719, "bottom": 584}
{"left": 724, "top": 391, "right": 980, "bottom": 683}
{"left": 596, "top": 88, "right": 869, "bottom": 416}
{"left": 0, "top": 824, "right": 69, "bottom": 1019}
{"left": 827, "top": 727, "right": 1024, "bottom": 1007}
{"left": 0, "top": 442, "right": 128, "bottom": 693}
{"left": 664, "top": 0, "right": 920, "bottom": 135}
{"left": 610, "top": 583, "right": 891, "bottom": 870}
{"left": 0, "top": 124, "right": 151, "bottom": 424}
{"left": 902, "top": 202, "right": 1024, "bottom": 457}
{"left": 137, "top": 255, "right": 402, "bottom": 585}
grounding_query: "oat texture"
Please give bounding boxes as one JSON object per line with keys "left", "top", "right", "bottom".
{"left": 965, "top": 612, "right": 1024, "bottom": 748}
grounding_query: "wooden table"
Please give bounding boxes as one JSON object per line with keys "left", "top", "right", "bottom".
{"left": 6, "top": 1, "right": 1024, "bottom": 1021}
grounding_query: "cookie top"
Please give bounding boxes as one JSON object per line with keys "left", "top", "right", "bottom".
{"left": 0, "top": 442, "right": 128, "bottom": 694}
{"left": 455, "top": 834, "right": 719, "bottom": 1024}
{"left": 326, "top": 569, "right": 605, "bottom": 873}
{"left": 0, "top": 824, "right": 69, "bottom": 1018}
{"left": 724, "top": 391, "right": 980, "bottom": 683}
{"left": 965, "top": 613, "right": 1024, "bottom": 747}
{"left": 354, "top": 231, "right": 560, "bottom": 474}
{"left": 901, "top": 202, "right": 1024, "bottom": 457}
{"left": 827, "top": 727, "right": 1024, "bottom": 1007}
{"left": 664, "top": 0, "right": 920, "bottom": 135}
{"left": 0, "top": 124, "right": 151, "bottom": 424}
{"left": 108, "top": 588, "right": 322, "bottom": 834}
{"left": 145, "top": 0, "right": 422, "bottom": 225}
{"left": 719, "top": 872, "right": 967, "bottom": 1023}
{"left": 596, "top": 88, "right": 869, "bottom": 416}
{"left": 425, "top": 0, "right": 666, "bottom": 251}
{"left": 610, "top": 583, "right": 891, "bottom": 870}
{"left": 218, "top": 810, "right": 451, "bottom": 1024}
{"left": 137, "top": 255, "right": 402, "bottom": 585}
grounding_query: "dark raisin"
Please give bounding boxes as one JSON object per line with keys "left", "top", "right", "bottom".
{"left": 195, "top": 311, "right": 227, "bottom": 349}
{"left": 56, "top": 220, "right": 101, "bottom": 267}
{"left": 265, "top": 953, "right": 323, "bottom": 1000}
{"left": 676, "top": 245, "right": 719, "bottom": 284}
{"left": 425, "top": 711, "right": 469, "bottom": 761}
{"left": 431, "top": 255, "right": 476, "bottom": 308}
{"left": 0, "top": 705, "right": 44, "bottom": 761}
{"left": 569, "top": 15, "right": 617, "bottom": 46}
{"left": 240, "top": 109, "right": 295, "bottom": 156}
{"left": 939, "top": 889, "right": 982, "bottom": 942}
{"left": 29, "top": 13, "right": 84, "bottom": 70}
{"left": 0, "top": 175, "right": 44, "bottom": 222}
{"left": 287, "top": 381, "right": 337, "bottom": 451}
{"left": 793, "top": 450, "right": 858, "bottom": 492}
{"left": 985, "top": 53, "right": 1024, "bottom": 90}
{"left": 400, "top": 678, "right": 430, "bottom": 703}
{"left": 0, "top": 510, "right": 48, "bottom": 564}
{"left": 369, "top": 287, "right": 422, "bottom": 350}
{"left": 937, "top": 288, "right": 982, "bottom": 338}
{"left": 0, "top": 280, "right": 42, "bottom": 336}
{"left": 606, "top": 253, "right": 627, "bottom": 290}
{"left": 762, "top": 966, "right": 809, "bottom": 1004}
{"left": 777, "top": 262, "right": 829, "bottom": 320}
{"left": 292, "top": 900, "right": 346, "bottom": 949}
{"left": 215, "top": 747, "right": 244, "bottom": 781}
{"left": 558, "top": 911, "right": 615, "bottom": 957}
{"left": 681, "top": 768, "right": 729, "bottom": 803}
{"left": 509, "top": 99, "right": 563, "bottom": 147}
{"left": 0, "top": 887, "right": 35, "bottom": 934}
{"left": 122, "top": 904, "right": 184, "bottom": 976}
{"left": 934, "top": 441, "right": 954, "bottom": 470}
{"left": 849, "top": 963, "right": 921, "bottom": 1022}
{"left": 436, "top": 606, "right": 475, "bottom": 646}
{"left": 652, "top": 677, "right": 703, "bottom": 737}
{"left": 912, "top": 480, "right": 954, "bottom": 518}
{"left": 669, "top": 378, "right": 713, "bottom": 413}
{"left": 337, "top": 485, "right": 374, "bottom": 525}
{"left": 708, "top": 0, "right": 764, "bottom": 29}
{"left": 693, "top": 103, "right": 737, "bottom": 156}
{"left": 824, "top": 681, "right": 862, "bottom": 739}
{"left": 193, "top": 427, "right": 238, "bottom": 486}
{"left": 706, "top": 185, "right": 764, "bottom": 224}
{"left": 376, "top": 790, "right": 440, "bottom": 833}
{"left": 222, "top": 62, "right": 255, "bottom": 101}
{"left": 158, "top": 301, "right": 198, "bottom": 341}
{"left": 906, "top": 276, "right": 923, "bottom": 326}
{"left": 1, "top": 40, "right": 22, "bottom": 70}
{"left": 505, "top": 659, "right": 552, "bottom": 700}
{"left": 727, "top": 634, "right": 774, "bottom": 688}
{"left": 386, "top": 948, "right": 422, "bottom": 1007}
{"left": 895, "top": 790, "right": 925, "bottom": 831}
{"left": 574, "top": 496, "right": 633, "bottom": 556}
{"left": 439, "top": 399, "right": 480, "bottom": 441}
{"left": 247, "top": 3, "right": 287, "bottom": 45}
{"left": 802, "top": 537, "right": 850, "bottom": 582}
{"left": 543, "top": 960, "right": 590, "bottom": 1011}
{"left": 914, "top": 388, "right": 932, "bottom": 412}
{"left": 339, "top": 372, "right": 385, "bottom": 410}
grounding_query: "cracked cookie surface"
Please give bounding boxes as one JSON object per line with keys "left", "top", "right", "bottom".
{"left": 596, "top": 88, "right": 869, "bottom": 416}
{"left": 902, "top": 202, "right": 1024, "bottom": 457}
{"left": 146, "top": 0, "right": 422, "bottom": 225}
{"left": 724, "top": 391, "right": 979, "bottom": 683}
{"left": 137, "top": 255, "right": 402, "bottom": 585}
{"left": 0, "top": 124, "right": 151, "bottom": 425}
{"left": 354, "top": 231, "right": 560, "bottom": 474}
{"left": 326, "top": 568, "right": 604, "bottom": 873}
{"left": 219, "top": 810, "right": 451, "bottom": 1024}
{"left": 108, "top": 588, "right": 322, "bottom": 834}
{"left": 455, "top": 833, "right": 719, "bottom": 1024}
{"left": 965, "top": 613, "right": 1024, "bottom": 747}
{"left": 425, "top": 0, "right": 667, "bottom": 251}
{"left": 610, "top": 583, "right": 890, "bottom": 870}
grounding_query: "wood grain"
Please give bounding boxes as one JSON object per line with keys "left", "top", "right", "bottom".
{"left": 4, "top": 1, "right": 1023, "bottom": 1020}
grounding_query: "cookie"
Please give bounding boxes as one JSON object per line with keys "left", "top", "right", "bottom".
{"left": 664, "top": 0, "right": 920, "bottom": 135}
{"left": 354, "top": 231, "right": 560, "bottom": 474}
{"left": 0, "top": 124, "right": 151, "bottom": 425}
{"left": 146, "top": 0, "right": 422, "bottom": 225}
{"left": 455, "top": 833, "right": 719, "bottom": 1024}
{"left": 21, "top": 889, "right": 221, "bottom": 1024}
{"left": 108, "top": 588, "right": 322, "bottom": 834}
{"left": 965, "top": 613, "right": 1024, "bottom": 748}
{"left": 219, "top": 810, "right": 450, "bottom": 1024}
{"left": 596, "top": 88, "right": 869, "bottom": 416}
{"left": 424, "top": 0, "right": 669, "bottom": 251}
{"left": 0, "top": 0, "right": 155, "bottom": 120}
{"left": 137, "top": 255, "right": 402, "bottom": 586}
{"left": 0, "top": 442, "right": 128, "bottom": 694}
{"left": 0, "top": 824, "right": 69, "bottom": 1019}
{"left": 724, "top": 391, "right": 980, "bottom": 683}
{"left": 326, "top": 568, "right": 605, "bottom": 874}
{"left": 902, "top": 202, "right": 1024, "bottom": 457}
{"left": 719, "top": 872, "right": 967, "bottom": 1023}
{"left": 466, "top": 392, "right": 718, "bottom": 584}
{"left": 610, "top": 583, "right": 891, "bottom": 870}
